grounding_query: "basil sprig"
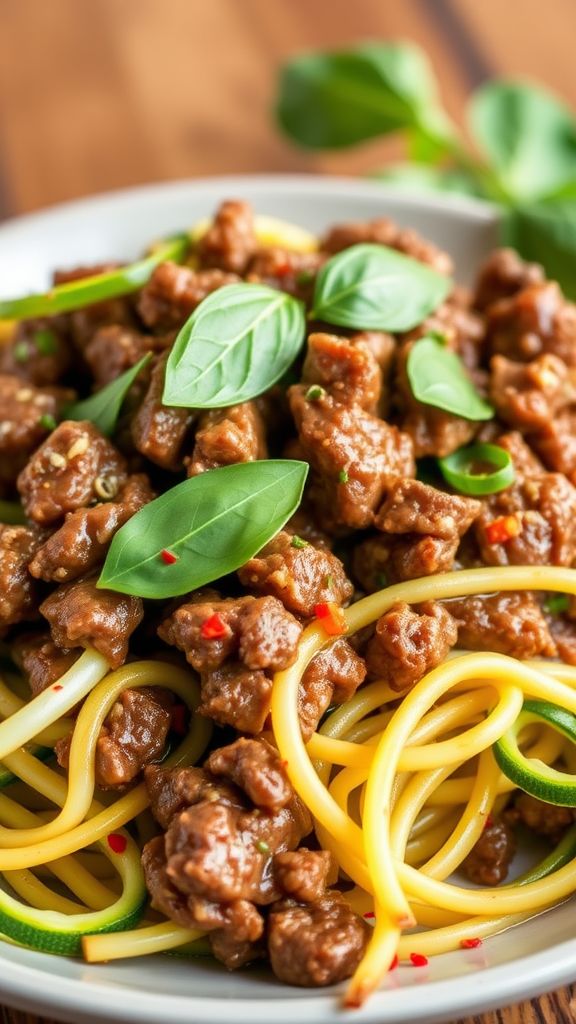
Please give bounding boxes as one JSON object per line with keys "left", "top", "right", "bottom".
{"left": 66, "top": 353, "right": 152, "bottom": 436}
{"left": 311, "top": 243, "right": 451, "bottom": 331}
{"left": 163, "top": 283, "right": 306, "bottom": 409}
{"left": 98, "top": 460, "right": 308, "bottom": 599}
{"left": 407, "top": 336, "right": 493, "bottom": 421}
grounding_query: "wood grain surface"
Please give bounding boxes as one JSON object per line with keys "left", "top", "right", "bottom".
{"left": 1, "top": 0, "right": 576, "bottom": 1021}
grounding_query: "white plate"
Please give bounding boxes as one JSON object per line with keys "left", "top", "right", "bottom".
{"left": 2, "top": 175, "right": 571, "bottom": 1024}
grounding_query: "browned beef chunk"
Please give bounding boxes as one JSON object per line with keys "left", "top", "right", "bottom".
{"left": 352, "top": 535, "right": 394, "bottom": 593}
{"left": 14, "top": 633, "right": 79, "bottom": 696}
{"left": 506, "top": 793, "right": 575, "bottom": 842}
{"left": 495, "top": 431, "right": 547, "bottom": 479}
{"left": 298, "top": 639, "right": 366, "bottom": 740}
{"left": 186, "top": 402, "right": 267, "bottom": 476}
{"left": 197, "top": 200, "right": 257, "bottom": 274}
{"left": 55, "top": 687, "right": 171, "bottom": 789}
{"left": 40, "top": 576, "right": 143, "bottom": 668}
{"left": 320, "top": 217, "right": 453, "bottom": 275}
{"left": 301, "top": 333, "right": 383, "bottom": 414}
{"left": 464, "top": 820, "right": 516, "bottom": 886}
{"left": 247, "top": 247, "right": 323, "bottom": 302}
{"left": 238, "top": 530, "right": 353, "bottom": 618}
{"left": 354, "top": 532, "right": 460, "bottom": 589}
{"left": 29, "top": 474, "right": 153, "bottom": 583}
{"left": 273, "top": 849, "right": 333, "bottom": 902}
{"left": 489, "top": 353, "right": 576, "bottom": 432}
{"left": 206, "top": 737, "right": 293, "bottom": 813}
{"left": 158, "top": 593, "right": 302, "bottom": 673}
{"left": 534, "top": 413, "right": 576, "bottom": 477}
{"left": 0, "top": 525, "right": 43, "bottom": 629}
{"left": 403, "top": 297, "right": 485, "bottom": 372}
{"left": 17, "top": 421, "right": 127, "bottom": 527}
{"left": 474, "top": 248, "right": 544, "bottom": 311}
{"left": 198, "top": 664, "right": 272, "bottom": 734}
{"left": 137, "top": 262, "right": 240, "bottom": 332}
{"left": 145, "top": 765, "right": 231, "bottom": 830}
{"left": 130, "top": 353, "right": 194, "bottom": 470}
{"left": 84, "top": 325, "right": 161, "bottom": 388}
{"left": 475, "top": 472, "right": 576, "bottom": 567}
{"left": 0, "top": 317, "right": 71, "bottom": 386}
{"left": 54, "top": 263, "right": 136, "bottom": 351}
{"left": 546, "top": 613, "right": 576, "bottom": 665}
{"left": 0, "top": 374, "right": 74, "bottom": 487}
{"left": 448, "top": 592, "right": 556, "bottom": 659}
{"left": 486, "top": 282, "right": 576, "bottom": 366}
{"left": 350, "top": 330, "right": 396, "bottom": 416}
{"left": 289, "top": 384, "right": 414, "bottom": 531}
{"left": 268, "top": 893, "right": 369, "bottom": 987}
{"left": 375, "top": 479, "right": 480, "bottom": 539}
{"left": 210, "top": 929, "right": 266, "bottom": 971}
{"left": 395, "top": 340, "right": 476, "bottom": 457}
{"left": 365, "top": 601, "right": 457, "bottom": 690}
{"left": 285, "top": 509, "right": 333, "bottom": 551}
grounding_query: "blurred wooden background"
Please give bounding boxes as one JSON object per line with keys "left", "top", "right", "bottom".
{"left": 1, "top": 0, "right": 576, "bottom": 1021}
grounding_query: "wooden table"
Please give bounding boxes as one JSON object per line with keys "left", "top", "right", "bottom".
{"left": 1, "top": 0, "right": 576, "bottom": 1021}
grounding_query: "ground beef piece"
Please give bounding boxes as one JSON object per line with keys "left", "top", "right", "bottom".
{"left": 137, "top": 262, "right": 239, "bottom": 332}
{"left": 447, "top": 592, "right": 556, "bottom": 659}
{"left": 186, "top": 402, "right": 268, "bottom": 476}
{"left": 389, "top": 534, "right": 460, "bottom": 583}
{"left": 489, "top": 353, "right": 576, "bottom": 431}
{"left": 395, "top": 340, "right": 477, "bottom": 457}
{"left": 55, "top": 687, "right": 171, "bottom": 789}
{"left": 209, "top": 929, "right": 266, "bottom": 971}
{"left": 365, "top": 601, "right": 457, "bottom": 690}
{"left": 289, "top": 385, "right": 415, "bottom": 531}
{"left": 197, "top": 200, "right": 257, "bottom": 274}
{"left": 546, "top": 613, "right": 576, "bottom": 665}
{"left": 198, "top": 664, "right": 272, "bottom": 734}
{"left": 284, "top": 509, "right": 333, "bottom": 551}
{"left": 17, "top": 421, "right": 127, "bottom": 527}
{"left": 495, "top": 431, "right": 546, "bottom": 479}
{"left": 145, "top": 765, "right": 241, "bottom": 829}
{"left": 352, "top": 535, "right": 394, "bottom": 593}
{"left": 14, "top": 633, "right": 79, "bottom": 696}
{"left": 375, "top": 478, "right": 480, "bottom": 539}
{"left": 486, "top": 282, "right": 576, "bottom": 366}
{"left": 268, "top": 893, "right": 369, "bottom": 988}
{"left": 130, "top": 353, "right": 195, "bottom": 471}
{"left": 273, "top": 849, "right": 333, "bottom": 902}
{"left": 238, "top": 530, "right": 353, "bottom": 618}
{"left": 0, "top": 317, "right": 71, "bottom": 386}
{"left": 474, "top": 248, "right": 544, "bottom": 311}
{"left": 0, "top": 525, "right": 43, "bottom": 629}
{"left": 532, "top": 411, "right": 576, "bottom": 478}
{"left": 350, "top": 330, "right": 396, "bottom": 416}
{"left": 475, "top": 472, "right": 576, "bottom": 567}
{"left": 298, "top": 639, "right": 367, "bottom": 740}
{"left": 464, "top": 820, "right": 516, "bottom": 886}
{"left": 158, "top": 593, "right": 301, "bottom": 673}
{"left": 321, "top": 217, "right": 453, "bottom": 275}
{"left": 403, "top": 297, "right": 485, "bottom": 373}
{"left": 507, "top": 793, "right": 575, "bottom": 842}
{"left": 29, "top": 474, "right": 153, "bottom": 583}
{"left": 54, "top": 263, "right": 136, "bottom": 351}
{"left": 84, "top": 325, "right": 161, "bottom": 388}
{"left": 247, "top": 247, "right": 322, "bottom": 302}
{"left": 301, "top": 332, "right": 383, "bottom": 414}
{"left": 0, "top": 375, "right": 74, "bottom": 486}
{"left": 40, "top": 575, "right": 143, "bottom": 668}
{"left": 206, "top": 737, "right": 292, "bottom": 813}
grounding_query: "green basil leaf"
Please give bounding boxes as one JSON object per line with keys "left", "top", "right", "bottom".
{"left": 407, "top": 336, "right": 494, "bottom": 421}
{"left": 503, "top": 201, "right": 576, "bottom": 300}
{"left": 372, "top": 163, "right": 483, "bottom": 198}
{"left": 469, "top": 81, "right": 576, "bottom": 203}
{"left": 276, "top": 42, "right": 454, "bottom": 150}
{"left": 98, "top": 460, "right": 308, "bottom": 599}
{"left": 311, "top": 243, "right": 452, "bottom": 331}
{"left": 66, "top": 353, "right": 152, "bottom": 435}
{"left": 163, "top": 283, "right": 305, "bottom": 409}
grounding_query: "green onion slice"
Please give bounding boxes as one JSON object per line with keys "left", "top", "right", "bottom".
{"left": 494, "top": 699, "right": 576, "bottom": 806}
{"left": 438, "top": 443, "right": 515, "bottom": 496}
{"left": 0, "top": 234, "right": 189, "bottom": 321}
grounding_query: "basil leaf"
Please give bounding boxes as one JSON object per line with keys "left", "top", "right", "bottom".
{"left": 276, "top": 42, "right": 454, "bottom": 150}
{"left": 98, "top": 460, "right": 308, "bottom": 599}
{"left": 407, "top": 336, "right": 493, "bottom": 421}
{"left": 66, "top": 353, "right": 152, "bottom": 435}
{"left": 372, "top": 163, "right": 482, "bottom": 198}
{"left": 503, "top": 201, "right": 576, "bottom": 300}
{"left": 163, "top": 283, "right": 306, "bottom": 409}
{"left": 469, "top": 81, "right": 576, "bottom": 203}
{"left": 311, "top": 244, "right": 452, "bottom": 331}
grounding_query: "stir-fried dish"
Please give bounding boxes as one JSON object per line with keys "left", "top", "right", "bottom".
{"left": 2, "top": 200, "right": 576, "bottom": 1006}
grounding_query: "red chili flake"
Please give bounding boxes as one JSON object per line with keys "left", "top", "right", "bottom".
{"left": 484, "top": 514, "right": 521, "bottom": 546}
{"left": 200, "top": 613, "right": 228, "bottom": 639}
{"left": 484, "top": 815, "right": 494, "bottom": 830}
{"left": 409, "top": 953, "right": 428, "bottom": 967}
{"left": 363, "top": 911, "right": 375, "bottom": 920}
{"left": 107, "top": 833, "right": 127, "bottom": 854}
{"left": 388, "top": 954, "right": 399, "bottom": 971}
{"left": 314, "top": 601, "right": 347, "bottom": 636}
{"left": 461, "top": 938, "right": 483, "bottom": 949}
{"left": 275, "top": 262, "right": 293, "bottom": 277}
{"left": 171, "top": 704, "right": 188, "bottom": 735}
{"left": 52, "top": 684, "right": 63, "bottom": 691}
{"left": 160, "top": 548, "right": 178, "bottom": 565}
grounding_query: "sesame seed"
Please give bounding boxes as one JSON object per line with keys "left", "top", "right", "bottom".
{"left": 67, "top": 435, "right": 89, "bottom": 460}
{"left": 49, "top": 452, "right": 67, "bottom": 469}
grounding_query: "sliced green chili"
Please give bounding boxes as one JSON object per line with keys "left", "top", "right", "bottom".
{"left": 438, "top": 443, "right": 515, "bottom": 496}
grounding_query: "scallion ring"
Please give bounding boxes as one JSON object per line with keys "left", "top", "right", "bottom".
{"left": 0, "top": 234, "right": 189, "bottom": 321}
{"left": 494, "top": 700, "right": 576, "bottom": 806}
{"left": 438, "top": 443, "right": 515, "bottom": 496}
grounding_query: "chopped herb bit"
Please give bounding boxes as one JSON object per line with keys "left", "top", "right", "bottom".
{"left": 544, "top": 594, "right": 570, "bottom": 615}
{"left": 255, "top": 840, "right": 270, "bottom": 855}
{"left": 296, "top": 268, "right": 314, "bottom": 285}
{"left": 34, "top": 328, "right": 58, "bottom": 355}
{"left": 305, "top": 384, "right": 326, "bottom": 401}
{"left": 290, "top": 534, "right": 308, "bottom": 549}
{"left": 338, "top": 469, "right": 349, "bottom": 484}
{"left": 325, "top": 574, "right": 334, "bottom": 590}
{"left": 38, "top": 413, "right": 57, "bottom": 431}
{"left": 376, "top": 572, "right": 388, "bottom": 589}
{"left": 13, "top": 340, "right": 29, "bottom": 363}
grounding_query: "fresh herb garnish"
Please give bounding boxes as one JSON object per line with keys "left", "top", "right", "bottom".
{"left": 406, "top": 336, "right": 494, "bottom": 421}
{"left": 290, "top": 535, "right": 308, "bottom": 549}
{"left": 438, "top": 443, "right": 515, "bottom": 496}
{"left": 38, "top": 413, "right": 57, "bottom": 432}
{"left": 311, "top": 244, "right": 451, "bottom": 331}
{"left": 33, "top": 328, "right": 58, "bottom": 355}
{"left": 544, "top": 594, "right": 571, "bottom": 615}
{"left": 163, "top": 283, "right": 306, "bottom": 409}
{"left": 305, "top": 385, "right": 325, "bottom": 401}
{"left": 0, "top": 501, "right": 26, "bottom": 525}
{"left": 13, "top": 341, "right": 28, "bottom": 363}
{"left": 66, "top": 353, "right": 152, "bottom": 436}
{"left": 98, "top": 460, "right": 308, "bottom": 599}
